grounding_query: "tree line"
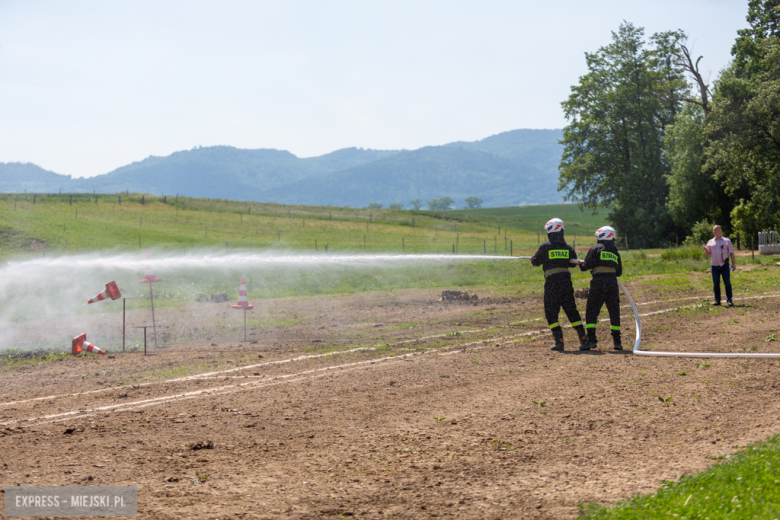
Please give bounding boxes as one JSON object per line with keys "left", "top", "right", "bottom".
{"left": 559, "top": 0, "right": 779, "bottom": 247}
{"left": 366, "top": 196, "right": 484, "bottom": 211}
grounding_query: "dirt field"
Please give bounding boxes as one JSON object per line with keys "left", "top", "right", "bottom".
{"left": 2, "top": 268, "right": 780, "bottom": 519}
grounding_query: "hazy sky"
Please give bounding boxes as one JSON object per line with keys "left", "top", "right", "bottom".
{"left": 0, "top": 0, "right": 749, "bottom": 177}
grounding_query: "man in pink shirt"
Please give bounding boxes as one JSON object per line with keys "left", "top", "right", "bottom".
{"left": 703, "top": 225, "right": 737, "bottom": 306}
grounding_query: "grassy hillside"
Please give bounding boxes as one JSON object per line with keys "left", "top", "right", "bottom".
{"left": 0, "top": 193, "right": 619, "bottom": 260}
{"left": 420, "top": 204, "right": 609, "bottom": 235}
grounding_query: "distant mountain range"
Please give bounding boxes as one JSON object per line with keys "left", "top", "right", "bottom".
{"left": 0, "top": 129, "right": 564, "bottom": 208}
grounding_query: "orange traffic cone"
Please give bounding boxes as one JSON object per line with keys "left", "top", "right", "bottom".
{"left": 232, "top": 279, "right": 254, "bottom": 309}
{"left": 72, "top": 333, "right": 106, "bottom": 355}
{"left": 138, "top": 252, "right": 162, "bottom": 284}
{"left": 87, "top": 281, "right": 122, "bottom": 304}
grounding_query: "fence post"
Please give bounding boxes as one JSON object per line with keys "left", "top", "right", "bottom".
{"left": 510, "top": 240, "right": 513, "bottom": 256}
{"left": 752, "top": 236, "right": 754, "bottom": 261}
{"left": 736, "top": 232, "right": 741, "bottom": 250}
{"left": 483, "top": 239, "right": 486, "bottom": 254}
{"left": 402, "top": 237, "right": 405, "bottom": 251}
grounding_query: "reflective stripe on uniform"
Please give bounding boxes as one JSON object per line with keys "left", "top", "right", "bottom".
{"left": 549, "top": 322, "right": 560, "bottom": 329}
{"left": 571, "top": 321, "right": 582, "bottom": 327}
{"left": 600, "top": 251, "right": 619, "bottom": 263}
{"left": 586, "top": 323, "right": 597, "bottom": 328}
{"left": 610, "top": 325, "right": 621, "bottom": 330}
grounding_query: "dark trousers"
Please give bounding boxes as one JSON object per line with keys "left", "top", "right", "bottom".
{"left": 711, "top": 264, "right": 733, "bottom": 302}
{"left": 544, "top": 274, "right": 583, "bottom": 341}
{"left": 585, "top": 276, "right": 621, "bottom": 343}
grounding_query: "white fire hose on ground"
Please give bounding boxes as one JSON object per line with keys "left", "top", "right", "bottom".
{"left": 516, "top": 255, "right": 780, "bottom": 358}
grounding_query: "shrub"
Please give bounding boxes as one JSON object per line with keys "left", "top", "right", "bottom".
{"left": 683, "top": 219, "right": 714, "bottom": 246}
{"left": 661, "top": 245, "right": 705, "bottom": 261}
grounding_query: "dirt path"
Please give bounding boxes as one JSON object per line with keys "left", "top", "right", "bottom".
{"left": 2, "top": 277, "right": 780, "bottom": 519}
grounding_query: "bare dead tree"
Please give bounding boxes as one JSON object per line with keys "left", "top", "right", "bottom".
{"left": 675, "top": 43, "right": 711, "bottom": 116}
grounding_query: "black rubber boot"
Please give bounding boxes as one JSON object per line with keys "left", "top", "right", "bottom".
{"left": 612, "top": 330, "right": 623, "bottom": 351}
{"left": 580, "top": 331, "right": 597, "bottom": 351}
{"left": 550, "top": 328, "right": 564, "bottom": 352}
{"left": 575, "top": 325, "right": 588, "bottom": 349}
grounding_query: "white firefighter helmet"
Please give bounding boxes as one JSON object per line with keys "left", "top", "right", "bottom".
{"left": 544, "top": 218, "right": 565, "bottom": 233}
{"left": 595, "top": 226, "right": 616, "bottom": 241}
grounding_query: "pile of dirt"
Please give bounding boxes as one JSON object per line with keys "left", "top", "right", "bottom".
{"left": 440, "top": 290, "right": 478, "bottom": 301}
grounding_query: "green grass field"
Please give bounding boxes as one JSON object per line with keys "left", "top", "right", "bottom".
{"left": 426, "top": 203, "right": 609, "bottom": 235}
{"left": 0, "top": 193, "right": 608, "bottom": 259}
{"left": 580, "top": 435, "right": 780, "bottom": 519}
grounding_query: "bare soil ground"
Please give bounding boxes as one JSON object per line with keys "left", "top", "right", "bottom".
{"left": 2, "top": 269, "right": 780, "bottom": 519}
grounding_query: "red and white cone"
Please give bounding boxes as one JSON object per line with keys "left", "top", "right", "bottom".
{"left": 139, "top": 252, "right": 162, "bottom": 284}
{"left": 232, "top": 279, "right": 254, "bottom": 309}
{"left": 71, "top": 333, "right": 106, "bottom": 355}
{"left": 83, "top": 342, "right": 106, "bottom": 355}
{"left": 87, "top": 281, "right": 122, "bottom": 304}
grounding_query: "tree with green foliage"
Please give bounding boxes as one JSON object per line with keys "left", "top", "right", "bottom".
{"left": 388, "top": 203, "right": 403, "bottom": 210}
{"left": 665, "top": 105, "right": 721, "bottom": 228}
{"left": 409, "top": 199, "right": 423, "bottom": 210}
{"left": 705, "top": 0, "right": 780, "bottom": 238}
{"left": 440, "top": 197, "right": 454, "bottom": 210}
{"left": 465, "top": 196, "right": 483, "bottom": 209}
{"left": 427, "top": 197, "right": 454, "bottom": 210}
{"left": 559, "top": 22, "right": 688, "bottom": 247}
{"left": 367, "top": 202, "right": 383, "bottom": 209}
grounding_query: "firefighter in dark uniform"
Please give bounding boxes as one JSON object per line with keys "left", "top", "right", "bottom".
{"left": 579, "top": 226, "right": 623, "bottom": 351}
{"left": 530, "top": 218, "right": 588, "bottom": 352}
